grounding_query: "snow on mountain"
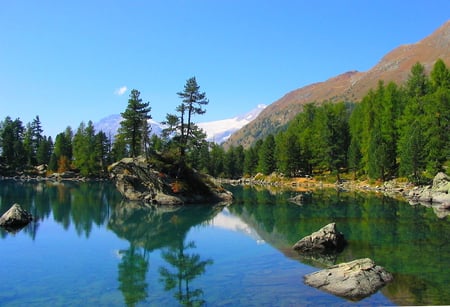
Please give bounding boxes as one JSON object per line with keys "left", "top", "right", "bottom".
{"left": 94, "top": 114, "right": 164, "bottom": 139}
{"left": 94, "top": 104, "right": 266, "bottom": 144}
{"left": 197, "top": 104, "right": 266, "bottom": 143}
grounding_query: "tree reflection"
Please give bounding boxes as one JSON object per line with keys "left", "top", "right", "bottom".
{"left": 159, "top": 240, "right": 213, "bottom": 306}
{"left": 117, "top": 244, "right": 149, "bottom": 307}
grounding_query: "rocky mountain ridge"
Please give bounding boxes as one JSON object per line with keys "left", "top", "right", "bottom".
{"left": 225, "top": 20, "right": 450, "bottom": 149}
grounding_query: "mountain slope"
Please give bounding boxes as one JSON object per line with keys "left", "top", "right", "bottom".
{"left": 225, "top": 20, "right": 450, "bottom": 149}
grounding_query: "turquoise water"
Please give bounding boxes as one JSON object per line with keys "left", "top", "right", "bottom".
{"left": 0, "top": 180, "right": 449, "bottom": 306}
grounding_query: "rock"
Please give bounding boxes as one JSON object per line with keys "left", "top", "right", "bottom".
{"left": 0, "top": 203, "right": 33, "bottom": 231}
{"left": 433, "top": 172, "right": 450, "bottom": 192}
{"left": 408, "top": 172, "right": 450, "bottom": 205}
{"left": 293, "top": 222, "right": 346, "bottom": 253}
{"left": 304, "top": 258, "right": 393, "bottom": 301}
{"left": 109, "top": 156, "right": 233, "bottom": 206}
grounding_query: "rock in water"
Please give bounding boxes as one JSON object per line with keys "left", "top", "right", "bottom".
{"left": 293, "top": 222, "right": 346, "bottom": 253}
{"left": 304, "top": 258, "right": 393, "bottom": 300}
{"left": 0, "top": 203, "right": 33, "bottom": 231}
{"left": 108, "top": 156, "right": 233, "bottom": 205}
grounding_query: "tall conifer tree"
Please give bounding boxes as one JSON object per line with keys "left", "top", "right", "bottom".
{"left": 117, "top": 89, "right": 152, "bottom": 158}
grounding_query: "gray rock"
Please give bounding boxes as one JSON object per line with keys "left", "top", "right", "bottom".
{"left": 109, "top": 156, "right": 233, "bottom": 206}
{"left": 293, "top": 222, "right": 346, "bottom": 253}
{"left": 0, "top": 203, "right": 33, "bottom": 231}
{"left": 408, "top": 172, "right": 450, "bottom": 205}
{"left": 304, "top": 258, "right": 393, "bottom": 301}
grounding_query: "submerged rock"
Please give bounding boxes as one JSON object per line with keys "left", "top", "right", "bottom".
{"left": 293, "top": 222, "right": 346, "bottom": 253}
{"left": 304, "top": 258, "right": 393, "bottom": 301}
{"left": 0, "top": 203, "right": 33, "bottom": 231}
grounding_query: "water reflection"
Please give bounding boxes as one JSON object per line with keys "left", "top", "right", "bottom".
{"left": 1, "top": 181, "right": 450, "bottom": 305}
{"left": 226, "top": 185, "right": 450, "bottom": 305}
{"left": 117, "top": 245, "right": 149, "bottom": 306}
{"left": 0, "top": 180, "right": 120, "bottom": 238}
{"left": 159, "top": 240, "right": 213, "bottom": 306}
{"left": 108, "top": 201, "right": 222, "bottom": 306}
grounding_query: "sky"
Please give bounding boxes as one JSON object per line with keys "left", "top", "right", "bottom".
{"left": 1, "top": 1, "right": 449, "bottom": 138}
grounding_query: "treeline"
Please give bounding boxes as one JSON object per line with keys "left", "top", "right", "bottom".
{"left": 208, "top": 60, "right": 450, "bottom": 183}
{"left": 0, "top": 77, "right": 209, "bottom": 177}
{"left": 1, "top": 62, "right": 449, "bottom": 182}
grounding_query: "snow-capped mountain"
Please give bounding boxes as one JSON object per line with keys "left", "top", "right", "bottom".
{"left": 197, "top": 104, "right": 266, "bottom": 143}
{"left": 94, "top": 114, "right": 164, "bottom": 139}
{"left": 94, "top": 104, "right": 266, "bottom": 144}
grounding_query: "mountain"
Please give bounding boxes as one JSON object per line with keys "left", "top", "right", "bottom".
{"left": 224, "top": 20, "right": 450, "bottom": 149}
{"left": 94, "top": 104, "right": 266, "bottom": 144}
{"left": 94, "top": 114, "right": 164, "bottom": 139}
{"left": 197, "top": 104, "right": 266, "bottom": 143}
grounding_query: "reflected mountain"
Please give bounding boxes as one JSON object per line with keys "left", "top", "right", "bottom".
{"left": 225, "top": 185, "right": 450, "bottom": 305}
{"left": 209, "top": 207, "right": 265, "bottom": 244}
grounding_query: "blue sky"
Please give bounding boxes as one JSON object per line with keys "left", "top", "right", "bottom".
{"left": 1, "top": 1, "right": 449, "bottom": 138}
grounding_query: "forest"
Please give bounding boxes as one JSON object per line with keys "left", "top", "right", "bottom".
{"left": 0, "top": 60, "right": 449, "bottom": 183}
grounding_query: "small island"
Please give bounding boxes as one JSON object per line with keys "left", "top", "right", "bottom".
{"left": 109, "top": 154, "right": 232, "bottom": 206}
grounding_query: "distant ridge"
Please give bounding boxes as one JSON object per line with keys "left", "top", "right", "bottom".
{"left": 225, "top": 20, "right": 450, "bottom": 149}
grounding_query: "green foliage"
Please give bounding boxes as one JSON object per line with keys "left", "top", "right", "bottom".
{"left": 72, "top": 121, "right": 112, "bottom": 177}
{"left": 164, "top": 77, "right": 209, "bottom": 162}
{"left": 0, "top": 116, "right": 26, "bottom": 169}
{"left": 117, "top": 89, "right": 152, "bottom": 158}
{"left": 258, "top": 134, "right": 276, "bottom": 175}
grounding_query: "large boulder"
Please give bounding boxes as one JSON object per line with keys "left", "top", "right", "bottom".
{"left": 293, "top": 223, "right": 346, "bottom": 253}
{"left": 304, "top": 258, "right": 393, "bottom": 301}
{"left": 109, "top": 156, "right": 233, "bottom": 206}
{"left": 408, "top": 172, "right": 450, "bottom": 205}
{"left": 0, "top": 203, "right": 33, "bottom": 231}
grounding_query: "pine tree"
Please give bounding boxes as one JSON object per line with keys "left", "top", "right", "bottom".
{"left": 398, "top": 62, "right": 430, "bottom": 181}
{"left": 117, "top": 89, "right": 152, "bottom": 158}
{"left": 258, "top": 134, "right": 276, "bottom": 175}
{"left": 0, "top": 117, "right": 26, "bottom": 168}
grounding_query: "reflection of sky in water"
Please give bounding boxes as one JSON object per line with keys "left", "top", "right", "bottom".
{"left": 209, "top": 208, "right": 265, "bottom": 244}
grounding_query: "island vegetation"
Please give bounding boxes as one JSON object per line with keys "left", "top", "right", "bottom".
{"left": 0, "top": 60, "right": 449, "bottom": 188}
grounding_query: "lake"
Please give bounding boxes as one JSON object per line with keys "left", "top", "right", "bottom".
{"left": 0, "top": 180, "right": 449, "bottom": 306}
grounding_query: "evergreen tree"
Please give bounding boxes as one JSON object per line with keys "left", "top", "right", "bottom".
{"left": 73, "top": 121, "right": 99, "bottom": 176}
{"left": 0, "top": 116, "right": 26, "bottom": 168}
{"left": 243, "top": 141, "right": 261, "bottom": 176}
{"left": 117, "top": 89, "right": 152, "bottom": 158}
{"left": 36, "top": 136, "right": 53, "bottom": 165}
{"left": 398, "top": 62, "right": 430, "bottom": 181}
{"left": 208, "top": 143, "right": 224, "bottom": 177}
{"left": 258, "top": 134, "right": 276, "bottom": 175}
{"left": 275, "top": 130, "right": 302, "bottom": 177}
{"left": 423, "top": 59, "right": 450, "bottom": 174}
{"left": 51, "top": 127, "right": 73, "bottom": 172}
{"left": 165, "top": 77, "right": 208, "bottom": 160}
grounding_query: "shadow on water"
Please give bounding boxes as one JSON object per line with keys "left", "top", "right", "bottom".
{"left": 226, "top": 185, "right": 450, "bottom": 306}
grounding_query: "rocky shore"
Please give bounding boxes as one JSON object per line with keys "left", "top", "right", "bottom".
{"left": 223, "top": 172, "right": 450, "bottom": 217}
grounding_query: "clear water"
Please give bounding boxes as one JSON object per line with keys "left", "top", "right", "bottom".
{"left": 0, "top": 180, "right": 449, "bottom": 306}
